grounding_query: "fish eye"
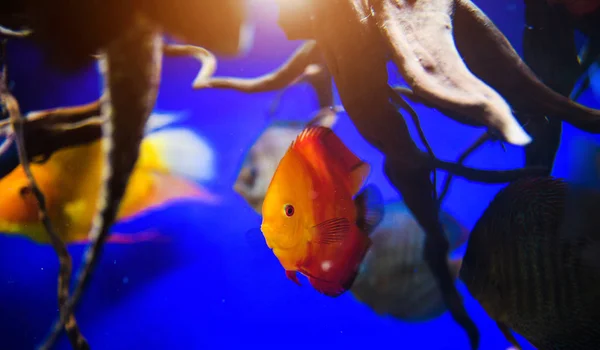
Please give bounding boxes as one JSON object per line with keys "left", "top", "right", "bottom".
{"left": 19, "top": 185, "right": 32, "bottom": 198}
{"left": 283, "top": 204, "right": 295, "bottom": 217}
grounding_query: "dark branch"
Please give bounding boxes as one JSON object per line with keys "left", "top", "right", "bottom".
{"left": 438, "top": 132, "right": 490, "bottom": 203}
{"left": 0, "top": 100, "right": 103, "bottom": 165}
{"left": 193, "top": 40, "right": 320, "bottom": 92}
{"left": 0, "top": 25, "right": 32, "bottom": 38}
{"left": 164, "top": 44, "right": 217, "bottom": 87}
{"left": 0, "top": 40, "right": 88, "bottom": 349}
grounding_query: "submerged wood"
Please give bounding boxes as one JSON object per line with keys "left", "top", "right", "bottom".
{"left": 2, "top": 0, "right": 248, "bottom": 72}
{"left": 0, "top": 44, "right": 213, "bottom": 172}
{"left": 0, "top": 41, "right": 89, "bottom": 349}
{"left": 38, "top": 13, "right": 163, "bottom": 350}
{"left": 274, "top": 1, "right": 600, "bottom": 348}
{"left": 0, "top": 2, "right": 248, "bottom": 350}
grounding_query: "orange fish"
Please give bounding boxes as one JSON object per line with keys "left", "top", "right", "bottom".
{"left": 260, "top": 126, "right": 384, "bottom": 296}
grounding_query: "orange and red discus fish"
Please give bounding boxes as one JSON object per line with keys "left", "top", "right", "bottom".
{"left": 260, "top": 126, "right": 384, "bottom": 297}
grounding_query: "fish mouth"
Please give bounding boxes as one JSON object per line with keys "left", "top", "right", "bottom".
{"left": 259, "top": 225, "right": 273, "bottom": 249}
{"left": 260, "top": 224, "right": 300, "bottom": 250}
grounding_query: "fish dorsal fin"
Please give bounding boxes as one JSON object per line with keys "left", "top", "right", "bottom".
{"left": 292, "top": 126, "right": 369, "bottom": 193}
{"left": 354, "top": 184, "right": 385, "bottom": 236}
{"left": 312, "top": 217, "right": 351, "bottom": 244}
{"left": 349, "top": 162, "right": 370, "bottom": 195}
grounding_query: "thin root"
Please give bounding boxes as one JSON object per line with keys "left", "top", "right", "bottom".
{"left": 389, "top": 86, "right": 438, "bottom": 202}
{"left": 164, "top": 44, "right": 217, "bottom": 87}
{"left": 390, "top": 86, "right": 544, "bottom": 195}
{"left": 0, "top": 25, "right": 32, "bottom": 38}
{"left": 193, "top": 40, "right": 319, "bottom": 92}
{"left": 0, "top": 50, "right": 88, "bottom": 349}
{"left": 438, "top": 132, "right": 490, "bottom": 203}
{"left": 0, "top": 100, "right": 104, "bottom": 163}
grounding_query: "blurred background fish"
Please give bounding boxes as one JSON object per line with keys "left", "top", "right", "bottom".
{"left": 351, "top": 200, "right": 469, "bottom": 322}
{"left": 589, "top": 61, "right": 600, "bottom": 101}
{"left": 546, "top": 0, "right": 600, "bottom": 16}
{"left": 233, "top": 106, "right": 339, "bottom": 214}
{"left": 5, "top": 1, "right": 600, "bottom": 348}
{"left": 261, "top": 126, "right": 384, "bottom": 297}
{"left": 0, "top": 112, "right": 219, "bottom": 244}
{"left": 459, "top": 176, "right": 600, "bottom": 350}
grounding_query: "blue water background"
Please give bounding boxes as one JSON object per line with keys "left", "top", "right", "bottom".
{"left": 0, "top": 1, "right": 598, "bottom": 349}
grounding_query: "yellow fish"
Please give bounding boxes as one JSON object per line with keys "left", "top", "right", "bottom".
{"left": 0, "top": 113, "right": 218, "bottom": 244}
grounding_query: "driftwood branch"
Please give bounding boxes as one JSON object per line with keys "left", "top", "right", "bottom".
{"left": 193, "top": 40, "right": 322, "bottom": 92}
{"left": 0, "top": 100, "right": 103, "bottom": 171}
{"left": 0, "top": 25, "right": 32, "bottom": 38}
{"left": 438, "top": 133, "right": 490, "bottom": 203}
{"left": 2, "top": 0, "right": 248, "bottom": 72}
{"left": 163, "top": 44, "right": 217, "bottom": 87}
{"left": 266, "top": 61, "right": 334, "bottom": 117}
{"left": 0, "top": 40, "right": 88, "bottom": 349}
{"left": 193, "top": 41, "right": 336, "bottom": 124}
{"left": 0, "top": 43, "right": 213, "bottom": 169}
{"left": 390, "top": 86, "right": 548, "bottom": 185}
{"left": 39, "top": 15, "right": 163, "bottom": 350}
{"left": 388, "top": 86, "right": 438, "bottom": 200}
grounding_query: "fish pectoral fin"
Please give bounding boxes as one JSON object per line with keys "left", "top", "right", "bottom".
{"left": 496, "top": 321, "right": 522, "bottom": 350}
{"left": 354, "top": 184, "right": 384, "bottom": 235}
{"left": 312, "top": 217, "right": 351, "bottom": 244}
{"left": 286, "top": 270, "right": 301, "bottom": 286}
{"left": 349, "top": 161, "right": 370, "bottom": 194}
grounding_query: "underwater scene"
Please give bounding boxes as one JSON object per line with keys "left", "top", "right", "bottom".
{"left": 1, "top": 0, "right": 600, "bottom": 349}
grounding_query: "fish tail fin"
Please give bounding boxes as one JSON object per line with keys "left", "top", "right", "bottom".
{"left": 116, "top": 127, "right": 221, "bottom": 219}
{"left": 128, "top": 174, "right": 221, "bottom": 219}
{"left": 354, "top": 184, "right": 385, "bottom": 236}
{"left": 144, "top": 110, "right": 183, "bottom": 134}
{"left": 143, "top": 127, "right": 215, "bottom": 183}
{"left": 448, "top": 256, "right": 463, "bottom": 280}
